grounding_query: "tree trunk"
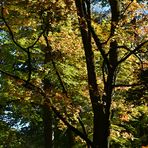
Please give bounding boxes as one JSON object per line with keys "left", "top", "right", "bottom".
{"left": 66, "top": 128, "right": 74, "bottom": 148}
{"left": 43, "top": 104, "right": 53, "bottom": 148}
{"left": 75, "top": 0, "right": 110, "bottom": 147}
{"left": 42, "top": 38, "right": 54, "bottom": 148}
{"left": 75, "top": 1, "right": 119, "bottom": 147}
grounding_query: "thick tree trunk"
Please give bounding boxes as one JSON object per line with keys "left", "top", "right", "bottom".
{"left": 75, "top": 0, "right": 117, "bottom": 148}
{"left": 43, "top": 104, "right": 53, "bottom": 148}
{"left": 76, "top": 0, "right": 109, "bottom": 148}
{"left": 75, "top": 0, "right": 110, "bottom": 147}
{"left": 75, "top": 1, "right": 119, "bottom": 148}
{"left": 42, "top": 38, "right": 53, "bottom": 148}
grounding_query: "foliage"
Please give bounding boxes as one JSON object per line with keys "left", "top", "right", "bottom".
{"left": 0, "top": 0, "right": 147, "bottom": 147}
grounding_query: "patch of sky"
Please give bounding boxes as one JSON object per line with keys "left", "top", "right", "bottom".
{"left": 0, "top": 110, "right": 30, "bottom": 131}
{"left": 0, "top": 30, "right": 8, "bottom": 41}
{"left": 91, "top": 1, "right": 109, "bottom": 13}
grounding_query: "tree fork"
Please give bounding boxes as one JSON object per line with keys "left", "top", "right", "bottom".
{"left": 75, "top": 0, "right": 109, "bottom": 147}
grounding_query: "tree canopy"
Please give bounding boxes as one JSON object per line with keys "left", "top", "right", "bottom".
{"left": 0, "top": 0, "right": 148, "bottom": 148}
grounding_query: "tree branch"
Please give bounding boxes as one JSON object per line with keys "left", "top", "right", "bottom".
{"left": 43, "top": 34, "right": 68, "bottom": 97}
{"left": 78, "top": 116, "right": 87, "bottom": 137}
{"left": 117, "top": 45, "right": 131, "bottom": 51}
{"left": 108, "top": 0, "right": 120, "bottom": 36}
{"left": 26, "top": 48, "right": 32, "bottom": 82}
{"left": 0, "top": 68, "right": 93, "bottom": 145}
{"left": 89, "top": 26, "right": 110, "bottom": 68}
{"left": 103, "top": 1, "right": 133, "bottom": 44}
{"left": 120, "top": 1, "right": 133, "bottom": 18}
{"left": 78, "top": 116, "right": 91, "bottom": 147}
{"left": 49, "top": 103, "right": 93, "bottom": 146}
{"left": 1, "top": 7, "right": 46, "bottom": 51}
{"left": 113, "top": 83, "right": 142, "bottom": 88}
{"left": 0, "top": 69, "right": 40, "bottom": 91}
{"left": 1, "top": 6, "right": 47, "bottom": 83}
{"left": 118, "top": 40, "right": 148, "bottom": 64}
{"left": 1, "top": 7, "right": 27, "bottom": 53}
{"left": 117, "top": 45, "right": 144, "bottom": 68}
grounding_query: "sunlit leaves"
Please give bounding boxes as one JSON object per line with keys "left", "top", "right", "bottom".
{"left": 0, "top": 0, "right": 148, "bottom": 147}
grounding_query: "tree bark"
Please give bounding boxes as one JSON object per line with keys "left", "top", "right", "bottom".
{"left": 43, "top": 104, "right": 53, "bottom": 148}
{"left": 75, "top": 1, "right": 119, "bottom": 147}
{"left": 75, "top": 1, "right": 109, "bottom": 147}
{"left": 42, "top": 36, "right": 53, "bottom": 148}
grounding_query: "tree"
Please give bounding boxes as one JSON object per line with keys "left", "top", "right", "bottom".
{"left": 74, "top": 0, "right": 147, "bottom": 147}
{"left": 0, "top": 0, "right": 147, "bottom": 148}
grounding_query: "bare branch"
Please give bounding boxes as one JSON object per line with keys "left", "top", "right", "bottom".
{"left": 0, "top": 69, "right": 40, "bottom": 91}
{"left": 102, "top": 61, "right": 106, "bottom": 85}
{"left": 117, "top": 45, "right": 144, "bottom": 68}
{"left": 1, "top": 6, "right": 47, "bottom": 83}
{"left": 0, "top": 99, "right": 42, "bottom": 110}
{"left": 117, "top": 45, "right": 131, "bottom": 51}
{"left": 103, "top": 1, "right": 133, "bottom": 44}
{"left": 78, "top": 116, "right": 91, "bottom": 147}
{"left": 27, "top": 28, "right": 47, "bottom": 49}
